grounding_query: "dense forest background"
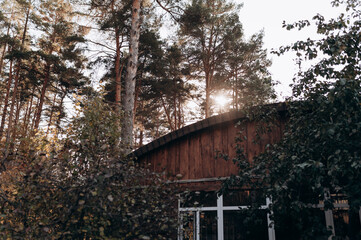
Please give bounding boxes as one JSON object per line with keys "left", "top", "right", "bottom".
{"left": 0, "top": 0, "right": 275, "bottom": 155}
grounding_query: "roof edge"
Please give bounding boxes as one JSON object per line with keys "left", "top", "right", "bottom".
{"left": 130, "top": 102, "right": 287, "bottom": 158}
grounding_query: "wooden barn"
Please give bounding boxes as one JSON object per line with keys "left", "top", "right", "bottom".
{"left": 132, "top": 103, "right": 360, "bottom": 240}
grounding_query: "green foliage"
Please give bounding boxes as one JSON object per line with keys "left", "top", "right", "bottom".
{"left": 223, "top": 0, "right": 361, "bottom": 239}
{"left": 179, "top": 0, "right": 275, "bottom": 116}
{"left": 0, "top": 97, "right": 178, "bottom": 239}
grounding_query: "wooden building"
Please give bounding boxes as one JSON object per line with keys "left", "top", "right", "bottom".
{"left": 132, "top": 103, "right": 360, "bottom": 240}
{"left": 131, "top": 103, "right": 286, "bottom": 240}
{"left": 133, "top": 103, "right": 287, "bottom": 191}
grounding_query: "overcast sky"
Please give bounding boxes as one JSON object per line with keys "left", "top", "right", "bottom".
{"left": 237, "top": 0, "right": 346, "bottom": 100}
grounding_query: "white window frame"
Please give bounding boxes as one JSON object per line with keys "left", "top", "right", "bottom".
{"left": 178, "top": 194, "right": 276, "bottom": 240}
{"left": 178, "top": 192, "right": 361, "bottom": 240}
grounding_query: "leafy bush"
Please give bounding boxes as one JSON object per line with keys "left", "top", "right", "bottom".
{"left": 222, "top": 0, "right": 361, "bottom": 239}
{"left": 0, "top": 97, "right": 178, "bottom": 239}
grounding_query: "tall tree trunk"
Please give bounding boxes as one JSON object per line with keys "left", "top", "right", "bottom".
{"left": 235, "top": 70, "right": 239, "bottom": 110}
{"left": 22, "top": 86, "right": 35, "bottom": 137}
{"left": 115, "top": 28, "right": 122, "bottom": 112}
{"left": 31, "top": 97, "right": 40, "bottom": 131}
{"left": 0, "top": 60, "right": 13, "bottom": 139}
{"left": 10, "top": 91, "right": 22, "bottom": 152}
{"left": 46, "top": 93, "right": 58, "bottom": 134}
{"left": 173, "top": 95, "right": 177, "bottom": 129}
{"left": 1, "top": 6, "right": 30, "bottom": 169}
{"left": 55, "top": 91, "right": 66, "bottom": 137}
{"left": 0, "top": 24, "right": 11, "bottom": 75}
{"left": 205, "top": 71, "right": 211, "bottom": 118}
{"left": 33, "top": 63, "right": 51, "bottom": 131}
{"left": 160, "top": 96, "right": 174, "bottom": 131}
{"left": 121, "top": 0, "right": 141, "bottom": 151}
{"left": 177, "top": 95, "right": 182, "bottom": 129}
{"left": 33, "top": 14, "right": 57, "bottom": 132}
{"left": 1, "top": 61, "right": 21, "bottom": 168}
{"left": 133, "top": 58, "right": 145, "bottom": 125}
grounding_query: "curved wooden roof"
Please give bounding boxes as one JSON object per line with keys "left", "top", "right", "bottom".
{"left": 132, "top": 102, "right": 287, "bottom": 159}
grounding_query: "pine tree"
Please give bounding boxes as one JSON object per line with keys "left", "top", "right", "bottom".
{"left": 179, "top": 0, "right": 275, "bottom": 117}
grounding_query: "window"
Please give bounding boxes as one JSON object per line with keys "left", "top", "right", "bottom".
{"left": 323, "top": 193, "right": 361, "bottom": 239}
{"left": 178, "top": 191, "right": 361, "bottom": 240}
{"left": 178, "top": 191, "right": 275, "bottom": 240}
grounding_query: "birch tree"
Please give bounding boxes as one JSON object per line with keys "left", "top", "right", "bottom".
{"left": 121, "top": 0, "right": 141, "bottom": 150}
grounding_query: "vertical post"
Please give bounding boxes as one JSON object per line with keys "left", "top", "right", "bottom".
{"left": 324, "top": 189, "right": 335, "bottom": 239}
{"left": 217, "top": 195, "right": 224, "bottom": 240}
{"left": 266, "top": 197, "right": 276, "bottom": 240}
{"left": 196, "top": 211, "right": 200, "bottom": 240}
{"left": 178, "top": 198, "right": 182, "bottom": 240}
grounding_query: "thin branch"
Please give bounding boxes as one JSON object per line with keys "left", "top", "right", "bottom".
{"left": 87, "top": 40, "right": 116, "bottom": 52}
{"left": 154, "top": 0, "right": 181, "bottom": 22}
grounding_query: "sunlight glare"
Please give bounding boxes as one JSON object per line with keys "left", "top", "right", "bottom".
{"left": 214, "top": 94, "right": 230, "bottom": 107}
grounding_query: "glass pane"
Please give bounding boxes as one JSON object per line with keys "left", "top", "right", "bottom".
{"left": 333, "top": 209, "right": 361, "bottom": 239}
{"left": 224, "top": 210, "right": 268, "bottom": 240}
{"left": 331, "top": 193, "right": 348, "bottom": 205}
{"left": 223, "top": 190, "right": 265, "bottom": 206}
{"left": 200, "top": 211, "right": 217, "bottom": 240}
{"left": 181, "top": 191, "right": 217, "bottom": 207}
{"left": 181, "top": 212, "right": 196, "bottom": 240}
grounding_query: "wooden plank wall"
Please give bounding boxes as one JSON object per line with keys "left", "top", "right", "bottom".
{"left": 140, "top": 118, "right": 285, "bottom": 181}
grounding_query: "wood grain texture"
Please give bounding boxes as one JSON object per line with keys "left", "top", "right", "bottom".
{"left": 137, "top": 113, "right": 287, "bottom": 181}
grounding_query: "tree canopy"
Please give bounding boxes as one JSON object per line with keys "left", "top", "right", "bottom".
{"left": 222, "top": 0, "right": 361, "bottom": 239}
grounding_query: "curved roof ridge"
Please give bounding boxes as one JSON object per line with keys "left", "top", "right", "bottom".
{"left": 131, "top": 102, "right": 287, "bottom": 158}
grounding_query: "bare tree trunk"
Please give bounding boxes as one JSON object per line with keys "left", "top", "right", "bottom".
{"left": 55, "top": 91, "right": 66, "bottom": 137}
{"left": 173, "top": 94, "right": 177, "bottom": 129}
{"left": 22, "top": 86, "right": 35, "bottom": 137}
{"left": 1, "top": 61, "right": 21, "bottom": 168}
{"left": 33, "top": 64, "right": 51, "bottom": 131}
{"left": 0, "top": 24, "right": 10, "bottom": 75}
{"left": 115, "top": 29, "right": 122, "bottom": 112}
{"left": 133, "top": 57, "right": 145, "bottom": 125}
{"left": 139, "top": 129, "right": 143, "bottom": 147}
{"left": 10, "top": 91, "right": 22, "bottom": 152}
{"left": 46, "top": 93, "right": 57, "bottom": 134}
{"left": 205, "top": 71, "right": 211, "bottom": 118}
{"left": 12, "top": 91, "right": 21, "bottom": 138}
{"left": 121, "top": 0, "right": 141, "bottom": 151}
{"left": 0, "top": 60, "right": 13, "bottom": 139}
{"left": 177, "top": 95, "right": 182, "bottom": 129}
{"left": 1, "top": 6, "right": 30, "bottom": 169}
{"left": 160, "top": 96, "right": 174, "bottom": 131}
{"left": 30, "top": 95, "right": 40, "bottom": 132}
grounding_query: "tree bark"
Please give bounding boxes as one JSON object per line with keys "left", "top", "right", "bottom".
{"left": 1, "top": 6, "right": 30, "bottom": 168}
{"left": 55, "top": 91, "right": 66, "bottom": 136}
{"left": 33, "top": 63, "right": 51, "bottom": 131}
{"left": 121, "top": 0, "right": 141, "bottom": 151}
{"left": 160, "top": 96, "right": 174, "bottom": 131}
{"left": 2, "top": 61, "right": 21, "bottom": 167}
{"left": 0, "top": 60, "right": 13, "bottom": 139}
{"left": 115, "top": 28, "right": 122, "bottom": 111}
{"left": 205, "top": 70, "right": 211, "bottom": 118}
{"left": 0, "top": 24, "right": 10, "bottom": 75}
{"left": 22, "top": 87, "right": 35, "bottom": 137}
{"left": 46, "top": 93, "right": 58, "bottom": 134}
{"left": 10, "top": 91, "right": 22, "bottom": 151}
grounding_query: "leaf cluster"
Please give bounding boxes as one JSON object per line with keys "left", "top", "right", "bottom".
{"left": 222, "top": 1, "right": 361, "bottom": 238}
{"left": 0, "top": 97, "right": 178, "bottom": 239}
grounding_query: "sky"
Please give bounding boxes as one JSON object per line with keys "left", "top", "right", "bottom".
{"left": 236, "top": 0, "right": 346, "bottom": 100}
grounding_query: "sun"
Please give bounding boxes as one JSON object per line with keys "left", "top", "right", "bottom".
{"left": 214, "top": 94, "right": 230, "bottom": 107}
